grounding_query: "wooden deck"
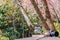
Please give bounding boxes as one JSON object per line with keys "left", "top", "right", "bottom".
{"left": 15, "top": 35, "right": 60, "bottom": 40}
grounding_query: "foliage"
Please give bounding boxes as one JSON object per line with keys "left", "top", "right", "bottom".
{"left": 0, "top": 0, "right": 32, "bottom": 40}
{"left": 28, "top": 13, "right": 42, "bottom": 27}
{"left": 1, "top": 36, "right": 9, "bottom": 40}
{"left": 54, "top": 22, "right": 60, "bottom": 36}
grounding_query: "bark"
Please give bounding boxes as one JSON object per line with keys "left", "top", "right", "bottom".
{"left": 14, "top": 0, "right": 34, "bottom": 31}
{"left": 53, "top": 7, "right": 60, "bottom": 23}
{"left": 52, "top": 4, "right": 60, "bottom": 23}
{"left": 43, "top": 0, "right": 56, "bottom": 31}
{"left": 48, "top": 1, "right": 60, "bottom": 23}
{"left": 20, "top": 6, "right": 34, "bottom": 31}
{"left": 30, "top": 0, "right": 50, "bottom": 31}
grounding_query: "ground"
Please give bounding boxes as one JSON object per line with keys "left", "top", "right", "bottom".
{"left": 15, "top": 35, "right": 60, "bottom": 40}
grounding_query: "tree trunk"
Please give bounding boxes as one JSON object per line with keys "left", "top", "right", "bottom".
{"left": 20, "top": 6, "right": 34, "bottom": 31}
{"left": 51, "top": 3, "right": 60, "bottom": 23}
{"left": 42, "top": 0, "right": 56, "bottom": 31}
{"left": 30, "top": 0, "right": 50, "bottom": 31}
{"left": 14, "top": 0, "right": 34, "bottom": 31}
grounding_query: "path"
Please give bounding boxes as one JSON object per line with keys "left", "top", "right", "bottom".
{"left": 15, "top": 35, "right": 60, "bottom": 40}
